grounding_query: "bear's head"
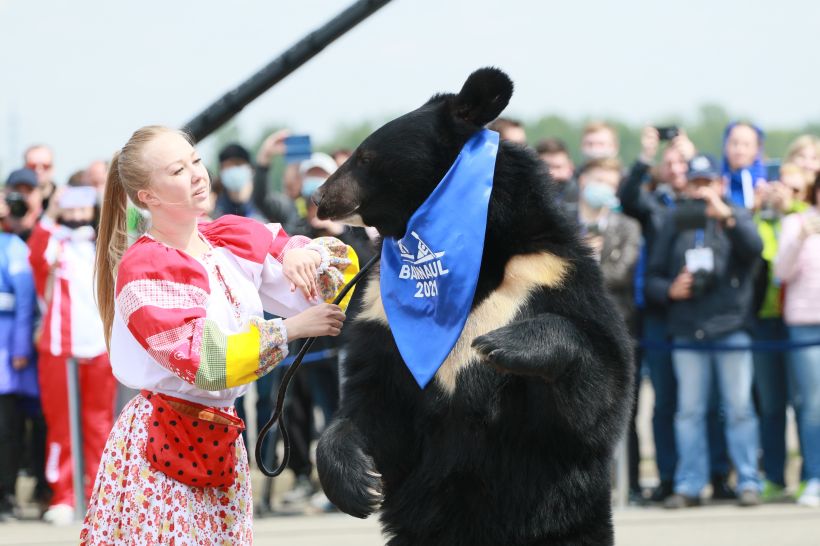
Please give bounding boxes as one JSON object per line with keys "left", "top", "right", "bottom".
{"left": 314, "top": 67, "right": 514, "bottom": 238}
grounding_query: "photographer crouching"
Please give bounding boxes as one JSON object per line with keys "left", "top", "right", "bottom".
{"left": 646, "top": 154, "right": 764, "bottom": 508}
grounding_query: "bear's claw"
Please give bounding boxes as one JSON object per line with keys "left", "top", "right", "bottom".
{"left": 317, "top": 418, "right": 383, "bottom": 519}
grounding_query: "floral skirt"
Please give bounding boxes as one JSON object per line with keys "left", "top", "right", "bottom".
{"left": 80, "top": 393, "right": 252, "bottom": 545}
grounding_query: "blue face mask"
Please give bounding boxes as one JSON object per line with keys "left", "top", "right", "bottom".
{"left": 301, "top": 176, "right": 326, "bottom": 198}
{"left": 582, "top": 181, "right": 619, "bottom": 210}
{"left": 220, "top": 165, "right": 252, "bottom": 192}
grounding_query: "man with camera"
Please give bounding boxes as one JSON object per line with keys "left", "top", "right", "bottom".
{"left": 646, "top": 154, "right": 763, "bottom": 508}
{"left": 1, "top": 168, "right": 43, "bottom": 242}
{"left": 619, "top": 127, "right": 737, "bottom": 503}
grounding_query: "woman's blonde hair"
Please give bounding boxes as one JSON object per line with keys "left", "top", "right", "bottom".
{"left": 95, "top": 125, "right": 192, "bottom": 349}
{"left": 784, "top": 134, "right": 820, "bottom": 166}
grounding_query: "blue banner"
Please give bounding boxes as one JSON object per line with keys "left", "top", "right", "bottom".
{"left": 380, "top": 129, "right": 499, "bottom": 388}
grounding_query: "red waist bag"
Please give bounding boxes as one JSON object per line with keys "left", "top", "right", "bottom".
{"left": 141, "top": 390, "right": 245, "bottom": 488}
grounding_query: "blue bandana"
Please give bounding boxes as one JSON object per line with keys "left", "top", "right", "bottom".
{"left": 380, "top": 129, "right": 499, "bottom": 388}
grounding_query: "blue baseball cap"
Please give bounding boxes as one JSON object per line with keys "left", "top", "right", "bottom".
{"left": 687, "top": 154, "right": 720, "bottom": 181}
{"left": 6, "top": 167, "right": 38, "bottom": 188}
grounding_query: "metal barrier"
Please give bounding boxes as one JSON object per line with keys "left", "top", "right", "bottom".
{"left": 66, "top": 357, "right": 85, "bottom": 520}
{"left": 640, "top": 338, "right": 820, "bottom": 352}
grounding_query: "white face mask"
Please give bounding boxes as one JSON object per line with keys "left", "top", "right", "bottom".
{"left": 301, "top": 176, "right": 326, "bottom": 198}
{"left": 582, "top": 181, "right": 619, "bottom": 210}
{"left": 220, "top": 165, "right": 253, "bottom": 192}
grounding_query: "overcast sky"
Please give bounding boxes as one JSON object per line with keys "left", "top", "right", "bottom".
{"left": 2, "top": 0, "right": 819, "bottom": 182}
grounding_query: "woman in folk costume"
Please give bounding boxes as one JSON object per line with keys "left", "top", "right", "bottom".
{"left": 81, "top": 126, "right": 356, "bottom": 544}
{"left": 28, "top": 185, "right": 117, "bottom": 525}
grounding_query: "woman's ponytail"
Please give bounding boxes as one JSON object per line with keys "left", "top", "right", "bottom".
{"left": 93, "top": 125, "right": 189, "bottom": 350}
{"left": 95, "top": 151, "right": 128, "bottom": 351}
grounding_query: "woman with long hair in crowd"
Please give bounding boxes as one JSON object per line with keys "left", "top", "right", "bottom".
{"left": 784, "top": 134, "right": 820, "bottom": 185}
{"left": 775, "top": 173, "right": 820, "bottom": 508}
{"left": 80, "top": 126, "right": 356, "bottom": 544}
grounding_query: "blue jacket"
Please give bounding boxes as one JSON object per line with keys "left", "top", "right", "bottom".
{"left": 0, "top": 233, "right": 38, "bottom": 396}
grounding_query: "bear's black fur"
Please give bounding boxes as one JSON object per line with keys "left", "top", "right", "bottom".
{"left": 314, "top": 68, "right": 634, "bottom": 546}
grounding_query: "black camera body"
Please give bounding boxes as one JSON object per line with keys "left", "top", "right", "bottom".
{"left": 656, "top": 125, "right": 679, "bottom": 141}
{"left": 674, "top": 198, "right": 708, "bottom": 231}
{"left": 690, "top": 269, "right": 715, "bottom": 299}
{"left": 5, "top": 192, "right": 29, "bottom": 218}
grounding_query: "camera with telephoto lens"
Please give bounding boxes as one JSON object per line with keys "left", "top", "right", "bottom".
{"left": 5, "top": 192, "right": 29, "bottom": 218}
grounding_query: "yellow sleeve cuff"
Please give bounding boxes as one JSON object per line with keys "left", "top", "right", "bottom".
{"left": 225, "top": 324, "right": 262, "bottom": 388}
{"left": 329, "top": 245, "right": 360, "bottom": 311}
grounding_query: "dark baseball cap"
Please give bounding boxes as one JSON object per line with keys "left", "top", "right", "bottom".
{"left": 6, "top": 167, "right": 38, "bottom": 188}
{"left": 218, "top": 143, "right": 251, "bottom": 165}
{"left": 687, "top": 154, "right": 720, "bottom": 181}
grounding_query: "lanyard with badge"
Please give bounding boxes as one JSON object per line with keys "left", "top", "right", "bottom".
{"left": 685, "top": 228, "right": 714, "bottom": 274}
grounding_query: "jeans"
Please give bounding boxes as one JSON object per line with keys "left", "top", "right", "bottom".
{"left": 787, "top": 325, "right": 820, "bottom": 481}
{"left": 672, "top": 331, "right": 761, "bottom": 496}
{"left": 752, "top": 318, "right": 790, "bottom": 486}
{"left": 644, "top": 314, "right": 731, "bottom": 482}
{"left": 644, "top": 315, "right": 678, "bottom": 482}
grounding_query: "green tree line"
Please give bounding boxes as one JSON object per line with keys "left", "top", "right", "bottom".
{"left": 209, "top": 104, "right": 820, "bottom": 190}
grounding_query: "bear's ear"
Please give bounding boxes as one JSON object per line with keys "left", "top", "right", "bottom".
{"left": 452, "top": 67, "right": 514, "bottom": 127}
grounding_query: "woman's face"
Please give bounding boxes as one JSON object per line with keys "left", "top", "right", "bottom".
{"left": 791, "top": 145, "right": 820, "bottom": 176}
{"left": 725, "top": 125, "right": 760, "bottom": 171}
{"left": 138, "top": 132, "right": 211, "bottom": 217}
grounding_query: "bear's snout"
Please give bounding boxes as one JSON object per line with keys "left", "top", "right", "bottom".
{"left": 315, "top": 172, "right": 362, "bottom": 222}
{"left": 311, "top": 186, "right": 324, "bottom": 207}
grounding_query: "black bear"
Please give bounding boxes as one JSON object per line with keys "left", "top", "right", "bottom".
{"left": 314, "top": 67, "right": 633, "bottom": 546}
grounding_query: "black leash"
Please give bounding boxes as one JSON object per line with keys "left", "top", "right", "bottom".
{"left": 255, "top": 253, "right": 380, "bottom": 477}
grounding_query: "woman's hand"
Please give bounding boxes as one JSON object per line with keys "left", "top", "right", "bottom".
{"left": 283, "top": 247, "right": 322, "bottom": 300}
{"left": 283, "top": 303, "right": 346, "bottom": 340}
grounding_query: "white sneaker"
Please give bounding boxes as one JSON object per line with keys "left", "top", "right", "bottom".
{"left": 43, "top": 504, "right": 75, "bottom": 525}
{"left": 280, "top": 476, "right": 316, "bottom": 505}
{"left": 309, "top": 491, "right": 336, "bottom": 512}
{"left": 797, "top": 479, "right": 820, "bottom": 508}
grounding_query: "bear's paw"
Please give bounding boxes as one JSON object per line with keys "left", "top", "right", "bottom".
{"left": 317, "top": 418, "right": 384, "bottom": 519}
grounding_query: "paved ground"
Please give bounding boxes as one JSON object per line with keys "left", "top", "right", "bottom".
{"left": 8, "top": 381, "right": 810, "bottom": 544}
{"left": 3, "top": 504, "right": 819, "bottom": 545}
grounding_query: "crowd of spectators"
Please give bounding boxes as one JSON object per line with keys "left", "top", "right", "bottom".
{"left": 1, "top": 116, "right": 819, "bottom": 526}
{"left": 508, "top": 119, "right": 820, "bottom": 509}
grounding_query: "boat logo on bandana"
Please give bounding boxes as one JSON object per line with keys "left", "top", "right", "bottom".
{"left": 397, "top": 232, "right": 450, "bottom": 298}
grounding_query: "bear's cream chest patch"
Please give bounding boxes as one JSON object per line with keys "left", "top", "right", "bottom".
{"left": 358, "top": 252, "right": 570, "bottom": 393}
